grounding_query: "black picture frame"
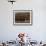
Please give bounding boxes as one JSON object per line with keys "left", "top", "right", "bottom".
{"left": 13, "top": 10, "right": 33, "bottom": 26}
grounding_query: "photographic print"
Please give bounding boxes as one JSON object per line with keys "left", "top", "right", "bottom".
{"left": 13, "top": 10, "right": 32, "bottom": 25}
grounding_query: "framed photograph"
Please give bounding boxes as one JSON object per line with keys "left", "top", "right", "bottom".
{"left": 13, "top": 10, "right": 32, "bottom": 25}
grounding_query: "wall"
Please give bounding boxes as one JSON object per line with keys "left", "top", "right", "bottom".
{"left": 0, "top": 0, "right": 46, "bottom": 42}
